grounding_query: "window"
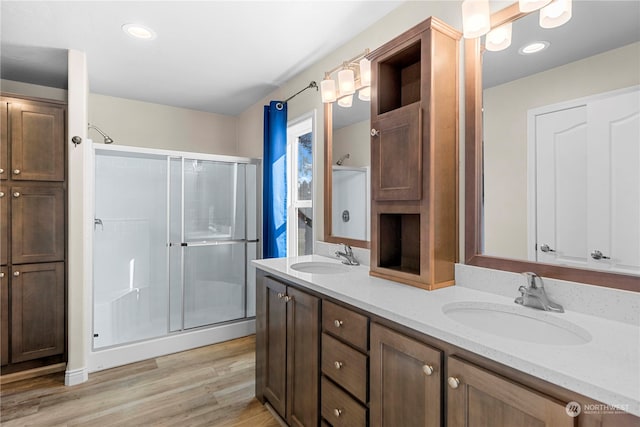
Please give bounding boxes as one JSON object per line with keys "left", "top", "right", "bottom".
{"left": 287, "top": 114, "right": 314, "bottom": 256}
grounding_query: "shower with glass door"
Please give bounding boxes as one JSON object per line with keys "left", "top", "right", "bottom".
{"left": 92, "top": 147, "right": 259, "bottom": 350}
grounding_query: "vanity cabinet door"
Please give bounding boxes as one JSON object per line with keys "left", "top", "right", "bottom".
{"left": 447, "top": 357, "right": 574, "bottom": 427}
{"left": 371, "top": 103, "right": 422, "bottom": 201}
{"left": 0, "top": 100, "right": 8, "bottom": 181}
{"left": 262, "top": 277, "right": 288, "bottom": 418}
{"left": 370, "top": 323, "right": 442, "bottom": 427}
{"left": 1, "top": 266, "right": 8, "bottom": 366}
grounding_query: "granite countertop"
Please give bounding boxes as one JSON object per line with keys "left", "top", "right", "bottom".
{"left": 253, "top": 254, "right": 640, "bottom": 417}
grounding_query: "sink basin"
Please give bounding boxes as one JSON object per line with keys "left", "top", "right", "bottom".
{"left": 443, "top": 302, "right": 591, "bottom": 345}
{"left": 290, "top": 261, "right": 350, "bottom": 274}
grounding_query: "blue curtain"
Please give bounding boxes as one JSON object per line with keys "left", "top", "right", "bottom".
{"left": 263, "top": 101, "right": 287, "bottom": 258}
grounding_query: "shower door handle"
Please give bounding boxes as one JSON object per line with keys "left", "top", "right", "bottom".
{"left": 94, "top": 218, "right": 104, "bottom": 231}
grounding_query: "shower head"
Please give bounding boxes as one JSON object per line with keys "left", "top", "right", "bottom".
{"left": 336, "top": 153, "right": 350, "bottom": 166}
{"left": 88, "top": 124, "right": 114, "bottom": 144}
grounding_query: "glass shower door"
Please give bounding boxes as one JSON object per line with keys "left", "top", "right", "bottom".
{"left": 182, "top": 160, "right": 247, "bottom": 329}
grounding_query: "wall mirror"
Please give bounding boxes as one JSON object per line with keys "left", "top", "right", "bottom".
{"left": 324, "top": 95, "right": 371, "bottom": 248}
{"left": 465, "top": 1, "right": 640, "bottom": 291}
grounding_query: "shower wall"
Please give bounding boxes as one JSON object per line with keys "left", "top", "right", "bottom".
{"left": 93, "top": 147, "right": 259, "bottom": 350}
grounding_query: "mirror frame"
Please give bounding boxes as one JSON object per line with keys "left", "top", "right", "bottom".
{"left": 464, "top": 3, "right": 638, "bottom": 292}
{"left": 323, "top": 102, "right": 371, "bottom": 249}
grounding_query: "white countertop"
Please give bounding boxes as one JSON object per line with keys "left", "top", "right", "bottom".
{"left": 253, "top": 254, "right": 640, "bottom": 417}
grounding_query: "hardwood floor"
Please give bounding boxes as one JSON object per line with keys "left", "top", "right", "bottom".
{"left": 0, "top": 335, "right": 282, "bottom": 427}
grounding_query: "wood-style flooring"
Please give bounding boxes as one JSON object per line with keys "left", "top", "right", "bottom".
{"left": 0, "top": 335, "right": 281, "bottom": 427}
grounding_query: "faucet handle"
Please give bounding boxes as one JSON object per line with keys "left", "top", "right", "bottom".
{"left": 521, "top": 272, "right": 543, "bottom": 289}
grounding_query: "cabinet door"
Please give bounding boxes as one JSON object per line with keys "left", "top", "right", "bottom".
{"left": 0, "top": 187, "right": 7, "bottom": 266}
{"left": 0, "top": 100, "right": 7, "bottom": 181}
{"left": 263, "top": 277, "right": 288, "bottom": 418}
{"left": 371, "top": 103, "right": 422, "bottom": 201}
{"left": 370, "top": 323, "right": 441, "bottom": 427}
{"left": 1, "top": 266, "right": 8, "bottom": 366}
{"left": 9, "top": 100, "right": 65, "bottom": 182}
{"left": 286, "top": 286, "right": 319, "bottom": 427}
{"left": 447, "top": 357, "right": 574, "bottom": 427}
{"left": 11, "top": 186, "right": 65, "bottom": 264}
{"left": 11, "top": 262, "right": 65, "bottom": 363}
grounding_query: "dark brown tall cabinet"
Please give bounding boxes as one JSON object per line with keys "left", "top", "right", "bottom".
{"left": 0, "top": 95, "right": 67, "bottom": 374}
{"left": 369, "top": 17, "right": 461, "bottom": 290}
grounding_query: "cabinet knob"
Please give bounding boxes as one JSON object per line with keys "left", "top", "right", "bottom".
{"left": 540, "top": 243, "right": 555, "bottom": 253}
{"left": 13, "top": 169, "right": 20, "bottom": 175}
{"left": 0, "top": 191, "right": 4, "bottom": 198}
{"left": 0, "top": 272, "right": 4, "bottom": 278}
{"left": 277, "top": 292, "right": 285, "bottom": 299}
{"left": 334, "top": 361, "right": 343, "bottom": 370}
{"left": 0, "top": 168, "right": 4, "bottom": 174}
{"left": 447, "top": 376, "right": 460, "bottom": 389}
{"left": 13, "top": 271, "right": 20, "bottom": 277}
{"left": 370, "top": 128, "right": 380, "bottom": 137}
{"left": 12, "top": 192, "right": 20, "bottom": 198}
{"left": 422, "top": 364, "right": 434, "bottom": 376}
{"left": 333, "top": 409, "right": 342, "bottom": 417}
{"left": 283, "top": 295, "right": 293, "bottom": 303}
{"left": 333, "top": 319, "right": 343, "bottom": 328}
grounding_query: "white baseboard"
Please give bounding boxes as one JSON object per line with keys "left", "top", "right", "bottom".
{"left": 65, "top": 367, "right": 89, "bottom": 386}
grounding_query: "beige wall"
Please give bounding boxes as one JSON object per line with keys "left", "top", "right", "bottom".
{"left": 483, "top": 42, "right": 640, "bottom": 260}
{"left": 88, "top": 94, "right": 237, "bottom": 155}
{"left": 236, "top": 1, "right": 463, "bottom": 242}
{"left": 333, "top": 119, "right": 370, "bottom": 168}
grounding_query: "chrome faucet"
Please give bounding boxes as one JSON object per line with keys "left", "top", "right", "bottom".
{"left": 515, "top": 272, "right": 564, "bottom": 313}
{"left": 335, "top": 243, "right": 359, "bottom": 266}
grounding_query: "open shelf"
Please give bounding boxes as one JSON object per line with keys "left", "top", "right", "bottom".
{"left": 378, "top": 213, "right": 420, "bottom": 275}
{"left": 377, "top": 41, "right": 421, "bottom": 116}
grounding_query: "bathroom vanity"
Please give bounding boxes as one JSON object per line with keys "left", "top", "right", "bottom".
{"left": 254, "top": 255, "right": 639, "bottom": 427}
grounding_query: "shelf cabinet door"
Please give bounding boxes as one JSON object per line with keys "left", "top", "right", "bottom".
{"left": 1, "top": 100, "right": 8, "bottom": 181}
{"left": 1, "top": 266, "right": 8, "bottom": 366}
{"left": 8, "top": 100, "right": 65, "bottom": 182}
{"left": 0, "top": 187, "right": 7, "bottom": 266}
{"left": 262, "top": 277, "right": 288, "bottom": 418}
{"left": 447, "top": 357, "right": 574, "bottom": 427}
{"left": 286, "top": 286, "right": 319, "bottom": 427}
{"left": 11, "top": 186, "right": 65, "bottom": 264}
{"left": 10, "top": 262, "right": 65, "bottom": 363}
{"left": 371, "top": 103, "right": 422, "bottom": 201}
{"left": 370, "top": 323, "right": 441, "bottom": 427}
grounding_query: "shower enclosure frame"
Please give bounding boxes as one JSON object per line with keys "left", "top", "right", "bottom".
{"left": 87, "top": 141, "right": 261, "bottom": 373}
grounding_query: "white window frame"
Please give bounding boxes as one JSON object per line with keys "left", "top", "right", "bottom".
{"left": 286, "top": 111, "right": 316, "bottom": 257}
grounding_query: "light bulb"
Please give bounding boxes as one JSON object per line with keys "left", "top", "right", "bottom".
{"left": 320, "top": 79, "right": 337, "bottom": 103}
{"left": 359, "top": 58, "right": 371, "bottom": 87}
{"left": 462, "top": 0, "right": 491, "bottom": 39}
{"left": 358, "top": 87, "right": 371, "bottom": 102}
{"left": 540, "top": 0, "right": 572, "bottom": 29}
{"left": 338, "top": 68, "right": 355, "bottom": 96}
{"left": 337, "top": 95, "right": 353, "bottom": 108}
{"left": 485, "top": 23, "right": 512, "bottom": 52}
{"left": 518, "top": 0, "right": 552, "bottom": 12}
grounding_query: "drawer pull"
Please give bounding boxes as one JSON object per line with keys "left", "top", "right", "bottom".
{"left": 13, "top": 192, "right": 20, "bottom": 198}
{"left": 277, "top": 292, "right": 285, "bottom": 299}
{"left": 448, "top": 376, "right": 460, "bottom": 389}
{"left": 334, "top": 361, "right": 343, "bottom": 370}
{"left": 13, "top": 169, "right": 20, "bottom": 175}
{"left": 333, "top": 408, "right": 342, "bottom": 417}
{"left": 13, "top": 271, "right": 20, "bottom": 277}
{"left": 333, "top": 319, "right": 343, "bottom": 328}
{"left": 422, "top": 364, "right": 434, "bottom": 376}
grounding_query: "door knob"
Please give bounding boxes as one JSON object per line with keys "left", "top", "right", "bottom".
{"left": 13, "top": 169, "right": 20, "bottom": 175}
{"left": 540, "top": 244, "right": 555, "bottom": 253}
{"left": 590, "top": 250, "right": 610, "bottom": 260}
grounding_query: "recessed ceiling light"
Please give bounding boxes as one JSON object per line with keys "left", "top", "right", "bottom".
{"left": 519, "top": 41, "right": 550, "bottom": 55}
{"left": 122, "top": 24, "right": 157, "bottom": 40}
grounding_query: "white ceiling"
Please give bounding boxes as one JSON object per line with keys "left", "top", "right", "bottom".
{"left": 0, "top": 1, "right": 404, "bottom": 115}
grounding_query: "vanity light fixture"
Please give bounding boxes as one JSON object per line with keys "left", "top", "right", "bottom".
{"left": 320, "top": 48, "right": 370, "bottom": 108}
{"left": 462, "top": 0, "right": 571, "bottom": 52}
{"left": 519, "top": 40, "right": 550, "bottom": 54}
{"left": 122, "top": 23, "right": 157, "bottom": 40}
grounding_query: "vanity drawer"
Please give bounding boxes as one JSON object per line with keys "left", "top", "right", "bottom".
{"left": 321, "top": 376, "right": 367, "bottom": 427}
{"left": 322, "top": 333, "right": 367, "bottom": 402}
{"left": 322, "top": 301, "right": 368, "bottom": 352}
